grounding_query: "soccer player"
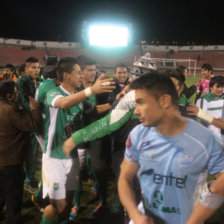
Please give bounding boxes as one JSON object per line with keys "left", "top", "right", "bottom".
{"left": 118, "top": 73, "right": 224, "bottom": 224}
{"left": 41, "top": 57, "right": 114, "bottom": 223}
{"left": 187, "top": 76, "right": 224, "bottom": 139}
{"left": 195, "top": 63, "right": 213, "bottom": 102}
{"left": 63, "top": 54, "right": 157, "bottom": 156}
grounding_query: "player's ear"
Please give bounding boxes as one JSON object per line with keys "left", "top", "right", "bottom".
{"left": 159, "top": 94, "right": 171, "bottom": 109}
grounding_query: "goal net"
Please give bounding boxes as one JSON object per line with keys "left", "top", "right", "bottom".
{"left": 151, "top": 58, "right": 197, "bottom": 76}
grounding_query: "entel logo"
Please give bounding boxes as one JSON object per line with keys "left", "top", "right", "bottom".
{"left": 141, "top": 168, "right": 187, "bottom": 188}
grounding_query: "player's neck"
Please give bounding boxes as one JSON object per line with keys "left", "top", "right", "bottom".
{"left": 61, "top": 82, "right": 75, "bottom": 94}
{"left": 156, "top": 112, "right": 188, "bottom": 137}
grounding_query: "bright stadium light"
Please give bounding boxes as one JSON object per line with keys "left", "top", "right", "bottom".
{"left": 87, "top": 24, "right": 129, "bottom": 47}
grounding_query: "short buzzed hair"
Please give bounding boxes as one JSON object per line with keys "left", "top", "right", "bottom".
{"left": 76, "top": 55, "right": 96, "bottom": 70}
{"left": 130, "top": 72, "right": 179, "bottom": 106}
{"left": 57, "top": 57, "right": 78, "bottom": 82}
{"left": 25, "top": 57, "right": 39, "bottom": 64}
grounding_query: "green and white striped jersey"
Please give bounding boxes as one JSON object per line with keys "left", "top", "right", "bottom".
{"left": 44, "top": 85, "right": 84, "bottom": 159}
{"left": 196, "top": 91, "right": 224, "bottom": 138}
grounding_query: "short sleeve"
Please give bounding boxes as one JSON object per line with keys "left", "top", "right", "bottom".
{"left": 124, "top": 131, "right": 139, "bottom": 164}
{"left": 207, "top": 135, "right": 224, "bottom": 174}
{"left": 46, "top": 89, "right": 63, "bottom": 107}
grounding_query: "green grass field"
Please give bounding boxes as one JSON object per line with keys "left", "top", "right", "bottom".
{"left": 2, "top": 75, "right": 224, "bottom": 224}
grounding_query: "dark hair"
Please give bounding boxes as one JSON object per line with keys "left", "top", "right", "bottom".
{"left": 201, "top": 63, "right": 213, "bottom": 72}
{"left": 57, "top": 57, "right": 78, "bottom": 82}
{"left": 76, "top": 55, "right": 96, "bottom": 70}
{"left": 18, "top": 63, "right": 26, "bottom": 74}
{"left": 46, "top": 56, "right": 59, "bottom": 66}
{"left": 130, "top": 72, "right": 179, "bottom": 106}
{"left": 209, "top": 76, "right": 224, "bottom": 89}
{"left": 176, "top": 66, "right": 187, "bottom": 76}
{"left": 0, "top": 80, "right": 16, "bottom": 98}
{"left": 166, "top": 69, "right": 186, "bottom": 87}
{"left": 5, "top": 64, "right": 15, "bottom": 73}
{"left": 25, "top": 57, "right": 39, "bottom": 64}
{"left": 115, "top": 63, "right": 128, "bottom": 73}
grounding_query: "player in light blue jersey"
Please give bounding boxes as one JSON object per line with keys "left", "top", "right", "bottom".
{"left": 118, "top": 73, "right": 224, "bottom": 224}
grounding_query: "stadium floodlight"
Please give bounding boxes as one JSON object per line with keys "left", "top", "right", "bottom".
{"left": 88, "top": 24, "right": 129, "bottom": 47}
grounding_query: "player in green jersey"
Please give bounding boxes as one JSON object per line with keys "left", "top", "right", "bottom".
{"left": 41, "top": 57, "right": 114, "bottom": 224}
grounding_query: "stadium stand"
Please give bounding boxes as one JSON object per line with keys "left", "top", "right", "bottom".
{"left": 1, "top": 37, "right": 224, "bottom": 74}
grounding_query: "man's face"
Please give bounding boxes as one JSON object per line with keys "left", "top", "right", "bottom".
{"left": 81, "top": 65, "right": 96, "bottom": 84}
{"left": 170, "top": 77, "right": 183, "bottom": 97}
{"left": 25, "top": 63, "right": 40, "bottom": 79}
{"left": 115, "top": 67, "right": 128, "bottom": 84}
{"left": 70, "top": 64, "right": 81, "bottom": 89}
{"left": 210, "top": 83, "right": 224, "bottom": 98}
{"left": 3, "top": 68, "right": 13, "bottom": 77}
{"left": 201, "top": 69, "right": 212, "bottom": 79}
{"left": 134, "top": 88, "right": 165, "bottom": 127}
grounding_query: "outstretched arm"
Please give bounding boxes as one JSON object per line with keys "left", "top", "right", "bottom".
{"left": 63, "top": 90, "right": 136, "bottom": 157}
{"left": 187, "top": 104, "right": 224, "bottom": 129}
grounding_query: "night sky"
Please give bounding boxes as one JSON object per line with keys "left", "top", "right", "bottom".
{"left": 1, "top": 0, "right": 224, "bottom": 45}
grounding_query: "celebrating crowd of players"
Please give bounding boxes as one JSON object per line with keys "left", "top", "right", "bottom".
{"left": 0, "top": 53, "right": 224, "bottom": 224}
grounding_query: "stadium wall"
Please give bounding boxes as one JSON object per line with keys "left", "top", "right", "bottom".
{"left": 1, "top": 37, "right": 224, "bottom": 73}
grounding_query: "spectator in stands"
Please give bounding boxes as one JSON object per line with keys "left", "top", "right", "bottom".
{"left": 2, "top": 64, "right": 17, "bottom": 81}
{"left": 108, "top": 63, "right": 130, "bottom": 105}
{"left": 176, "top": 66, "right": 198, "bottom": 99}
{"left": 0, "top": 80, "right": 41, "bottom": 224}
{"left": 18, "top": 63, "right": 26, "bottom": 78}
{"left": 17, "top": 57, "right": 43, "bottom": 193}
{"left": 195, "top": 63, "right": 213, "bottom": 102}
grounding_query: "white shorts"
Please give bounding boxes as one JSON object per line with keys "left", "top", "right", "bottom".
{"left": 42, "top": 154, "right": 79, "bottom": 200}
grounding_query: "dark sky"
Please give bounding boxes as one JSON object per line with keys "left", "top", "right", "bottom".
{"left": 1, "top": 0, "right": 224, "bottom": 44}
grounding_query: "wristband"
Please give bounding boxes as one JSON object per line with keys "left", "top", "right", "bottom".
{"left": 84, "top": 87, "right": 92, "bottom": 97}
{"left": 197, "top": 108, "right": 214, "bottom": 123}
{"left": 199, "top": 181, "right": 224, "bottom": 210}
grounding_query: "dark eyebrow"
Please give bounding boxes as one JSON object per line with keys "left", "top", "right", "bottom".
{"left": 135, "top": 98, "right": 144, "bottom": 104}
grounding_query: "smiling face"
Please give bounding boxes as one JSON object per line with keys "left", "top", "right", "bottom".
{"left": 115, "top": 67, "right": 128, "bottom": 84}
{"left": 201, "top": 68, "right": 212, "bottom": 80}
{"left": 210, "top": 83, "right": 224, "bottom": 98}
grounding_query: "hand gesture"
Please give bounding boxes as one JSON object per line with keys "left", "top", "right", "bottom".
{"left": 63, "top": 137, "right": 76, "bottom": 157}
{"left": 186, "top": 104, "right": 199, "bottom": 116}
{"left": 91, "top": 74, "right": 115, "bottom": 94}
